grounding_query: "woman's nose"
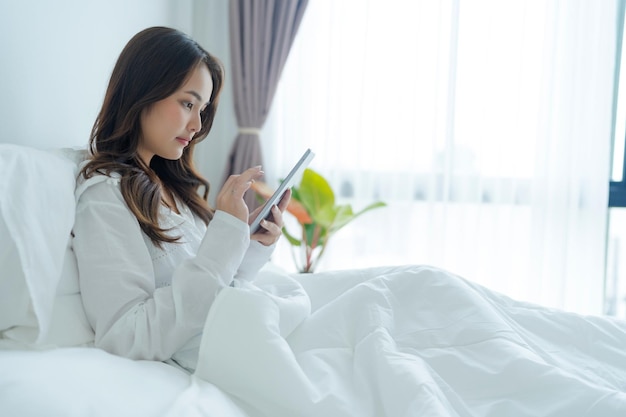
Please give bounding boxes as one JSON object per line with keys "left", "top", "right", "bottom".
{"left": 188, "top": 111, "right": 202, "bottom": 133}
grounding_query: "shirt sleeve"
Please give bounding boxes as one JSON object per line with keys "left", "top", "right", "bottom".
{"left": 234, "top": 240, "right": 276, "bottom": 283}
{"left": 72, "top": 178, "right": 250, "bottom": 361}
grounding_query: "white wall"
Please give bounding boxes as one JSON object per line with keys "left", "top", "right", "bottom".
{"left": 0, "top": 0, "right": 236, "bottom": 200}
{"left": 191, "top": 0, "right": 238, "bottom": 203}
{"left": 0, "top": 0, "right": 193, "bottom": 149}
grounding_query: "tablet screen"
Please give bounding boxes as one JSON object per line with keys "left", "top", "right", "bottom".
{"left": 250, "top": 149, "right": 315, "bottom": 233}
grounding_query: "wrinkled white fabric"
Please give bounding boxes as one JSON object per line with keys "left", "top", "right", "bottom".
{"left": 187, "top": 265, "right": 626, "bottom": 417}
{"left": 72, "top": 170, "right": 274, "bottom": 370}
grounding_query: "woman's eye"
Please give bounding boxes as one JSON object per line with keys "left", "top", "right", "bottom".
{"left": 183, "top": 101, "right": 194, "bottom": 110}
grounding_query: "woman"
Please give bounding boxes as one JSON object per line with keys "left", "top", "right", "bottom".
{"left": 72, "top": 26, "right": 289, "bottom": 372}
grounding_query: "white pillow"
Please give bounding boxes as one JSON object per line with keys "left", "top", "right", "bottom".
{"left": 44, "top": 147, "right": 94, "bottom": 346}
{"left": 37, "top": 239, "right": 95, "bottom": 347}
{"left": 0, "top": 145, "right": 81, "bottom": 344}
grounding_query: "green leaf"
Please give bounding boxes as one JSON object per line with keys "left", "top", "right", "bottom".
{"left": 298, "top": 169, "right": 335, "bottom": 216}
{"left": 355, "top": 201, "right": 387, "bottom": 216}
{"left": 329, "top": 201, "right": 387, "bottom": 233}
{"left": 291, "top": 186, "right": 303, "bottom": 204}
{"left": 282, "top": 226, "right": 302, "bottom": 246}
{"left": 327, "top": 204, "right": 354, "bottom": 232}
{"left": 304, "top": 222, "right": 327, "bottom": 248}
{"left": 280, "top": 167, "right": 387, "bottom": 267}
{"left": 303, "top": 223, "right": 315, "bottom": 246}
{"left": 314, "top": 204, "right": 339, "bottom": 228}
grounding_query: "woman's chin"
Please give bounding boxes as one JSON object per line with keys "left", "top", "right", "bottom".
{"left": 159, "top": 150, "right": 184, "bottom": 161}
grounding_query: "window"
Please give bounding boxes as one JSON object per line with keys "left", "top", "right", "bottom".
{"left": 610, "top": 1, "right": 626, "bottom": 207}
{"left": 606, "top": 0, "right": 626, "bottom": 317}
{"left": 267, "top": 0, "right": 619, "bottom": 314}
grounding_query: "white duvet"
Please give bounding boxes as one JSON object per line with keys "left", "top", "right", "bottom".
{"left": 168, "top": 265, "right": 626, "bottom": 417}
{"left": 2, "top": 265, "right": 626, "bottom": 417}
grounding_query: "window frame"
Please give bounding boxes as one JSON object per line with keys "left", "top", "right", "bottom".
{"left": 610, "top": 1, "right": 626, "bottom": 208}
{"left": 610, "top": 181, "right": 626, "bottom": 207}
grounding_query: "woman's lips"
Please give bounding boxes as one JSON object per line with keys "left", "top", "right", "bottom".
{"left": 176, "top": 137, "right": 190, "bottom": 146}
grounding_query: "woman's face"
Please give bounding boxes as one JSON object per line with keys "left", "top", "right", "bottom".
{"left": 138, "top": 63, "right": 213, "bottom": 165}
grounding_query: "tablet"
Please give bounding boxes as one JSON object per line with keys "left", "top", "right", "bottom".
{"left": 250, "top": 148, "right": 315, "bottom": 233}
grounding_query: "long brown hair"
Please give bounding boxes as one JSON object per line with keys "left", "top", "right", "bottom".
{"left": 80, "top": 26, "right": 225, "bottom": 247}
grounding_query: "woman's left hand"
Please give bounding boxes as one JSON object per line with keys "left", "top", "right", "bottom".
{"left": 249, "top": 189, "right": 291, "bottom": 246}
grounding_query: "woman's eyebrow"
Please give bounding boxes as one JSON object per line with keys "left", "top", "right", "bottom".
{"left": 185, "top": 90, "right": 210, "bottom": 106}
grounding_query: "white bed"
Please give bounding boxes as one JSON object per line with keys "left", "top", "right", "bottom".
{"left": 1, "top": 144, "right": 626, "bottom": 417}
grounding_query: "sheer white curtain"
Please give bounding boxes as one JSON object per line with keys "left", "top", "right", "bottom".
{"left": 263, "top": 0, "right": 618, "bottom": 314}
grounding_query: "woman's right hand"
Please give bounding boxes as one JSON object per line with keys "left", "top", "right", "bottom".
{"left": 215, "top": 166, "right": 264, "bottom": 223}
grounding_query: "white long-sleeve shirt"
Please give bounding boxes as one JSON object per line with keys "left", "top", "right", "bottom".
{"left": 72, "top": 172, "right": 274, "bottom": 371}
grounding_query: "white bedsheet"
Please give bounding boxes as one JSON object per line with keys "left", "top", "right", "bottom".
{"left": 0, "top": 347, "right": 244, "bottom": 417}
{"left": 2, "top": 265, "right": 626, "bottom": 417}
{"left": 0, "top": 347, "right": 184, "bottom": 417}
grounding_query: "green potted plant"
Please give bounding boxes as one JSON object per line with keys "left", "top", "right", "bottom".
{"left": 252, "top": 168, "right": 386, "bottom": 273}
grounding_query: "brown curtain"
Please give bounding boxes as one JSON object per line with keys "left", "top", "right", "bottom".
{"left": 223, "top": 0, "right": 309, "bottom": 209}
